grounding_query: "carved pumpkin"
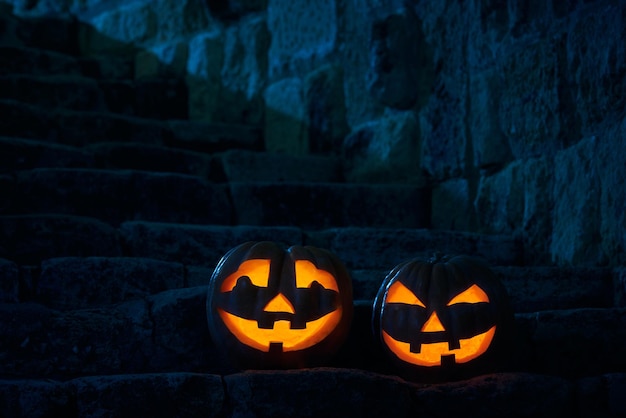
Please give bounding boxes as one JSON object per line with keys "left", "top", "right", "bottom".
{"left": 372, "top": 254, "right": 513, "bottom": 381}
{"left": 207, "top": 241, "right": 353, "bottom": 369}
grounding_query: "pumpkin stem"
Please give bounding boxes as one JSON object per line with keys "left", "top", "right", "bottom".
{"left": 428, "top": 252, "right": 444, "bottom": 263}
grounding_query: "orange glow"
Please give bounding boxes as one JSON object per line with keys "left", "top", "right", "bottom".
{"left": 421, "top": 312, "right": 445, "bottom": 332}
{"left": 385, "top": 281, "right": 425, "bottom": 307}
{"left": 264, "top": 293, "right": 295, "bottom": 314}
{"left": 447, "top": 284, "right": 490, "bottom": 305}
{"left": 220, "top": 259, "right": 271, "bottom": 292}
{"left": 294, "top": 260, "right": 339, "bottom": 291}
{"left": 382, "top": 326, "right": 496, "bottom": 367}
{"left": 218, "top": 308, "right": 343, "bottom": 352}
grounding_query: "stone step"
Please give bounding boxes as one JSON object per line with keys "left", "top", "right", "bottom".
{"left": 1, "top": 291, "right": 625, "bottom": 379}
{"left": 2, "top": 172, "right": 429, "bottom": 228}
{"left": 0, "top": 136, "right": 95, "bottom": 174}
{"left": 0, "top": 75, "right": 187, "bottom": 118}
{"left": 5, "top": 370, "right": 621, "bottom": 418}
{"left": 122, "top": 223, "right": 519, "bottom": 269}
{"left": 3, "top": 254, "right": 618, "bottom": 314}
{"left": 0, "top": 44, "right": 134, "bottom": 79}
{"left": 0, "top": 11, "right": 78, "bottom": 55}
{"left": 0, "top": 100, "right": 262, "bottom": 151}
{"left": 0, "top": 45, "right": 81, "bottom": 76}
{"left": 229, "top": 182, "right": 429, "bottom": 229}
{"left": 0, "top": 215, "right": 122, "bottom": 264}
{"left": 0, "top": 74, "right": 107, "bottom": 112}
{"left": 0, "top": 216, "right": 521, "bottom": 269}
{"left": 2, "top": 168, "right": 232, "bottom": 225}
{"left": 0, "top": 137, "right": 344, "bottom": 182}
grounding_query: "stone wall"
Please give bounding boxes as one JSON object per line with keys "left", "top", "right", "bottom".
{"left": 3, "top": 0, "right": 625, "bottom": 266}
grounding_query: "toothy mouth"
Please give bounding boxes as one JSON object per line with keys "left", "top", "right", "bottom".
{"left": 218, "top": 308, "right": 342, "bottom": 353}
{"left": 383, "top": 326, "right": 497, "bottom": 367}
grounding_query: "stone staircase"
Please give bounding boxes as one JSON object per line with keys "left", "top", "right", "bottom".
{"left": 1, "top": 9, "right": 625, "bottom": 418}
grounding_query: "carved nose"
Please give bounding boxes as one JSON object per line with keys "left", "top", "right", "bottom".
{"left": 263, "top": 293, "right": 295, "bottom": 314}
{"left": 421, "top": 311, "right": 445, "bottom": 332}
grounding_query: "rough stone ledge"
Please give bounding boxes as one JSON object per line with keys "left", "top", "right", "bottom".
{"left": 306, "top": 227, "right": 523, "bottom": 269}
{"left": 1, "top": 289, "right": 624, "bottom": 379}
{"left": 0, "top": 214, "right": 122, "bottom": 264}
{"left": 4, "top": 168, "right": 232, "bottom": 225}
{"left": 0, "top": 99, "right": 262, "bottom": 152}
{"left": 3, "top": 370, "right": 626, "bottom": 418}
{"left": 230, "top": 182, "right": 430, "bottom": 229}
{"left": 0, "top": 45, "right": 82, "bottom": 76}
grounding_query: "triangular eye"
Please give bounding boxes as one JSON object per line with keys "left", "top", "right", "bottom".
{"left": 386, "top": 281, "right": 426, "bottom": 307}
{"left": 447, "top": 284, "right": 490, "bottom": 305}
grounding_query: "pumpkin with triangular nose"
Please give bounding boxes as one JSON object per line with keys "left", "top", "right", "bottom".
{"left": 207, "top": 241, "right": 353, "bottom": 369}
{"left": 372, "top": 254, "right": 514, "bottom": 381}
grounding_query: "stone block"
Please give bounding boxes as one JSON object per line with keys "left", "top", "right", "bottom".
{"left": 551, "top": 137, "right": 602, "bottom": 265}
{"left": 0, "top": 45, "right": 81, "bottom": 76}
{"left": 415, "top": 373, "right": 574, "bottom": 418}
{"left": 0, "top": 379, "right": 71, "bottom": 418}
{"left": 0, "top": 74, "right": 106, "bottom": 113}
{"left": 0, "top": 258, "right": 18, "bottom": 303}
{"left": 0, "top": 302, "right": 145, "bottom": 377}
{"left": 38, "top": 257, "right": 185, "bottom": 310}
{"left": 148, "top": 286, "right": 220, "bottom": 372}
{"left": 267, "top": 0, "right": 339, "bottom": 79}
{"left": 88, "top": 142, "right": 213, "bottom": 178}
{"left": 133, "top": 76, "right": 188, "bottom": 119}
{"left": 431, "top": 177, "right": 472, "bottom": 231}
{"left": 225, "top": 368, "right": 414, "bottom": 418}
{"left": 496, "top": 38, "right": 561, "bottom": 159}
{"left": 120, "top": 222, "right": 303, "bottom": 267}
{"left": 577, "top": 373, "right": 626, "bottom": 418}
{"left": 349, "top": 269, "right": 386, "bottom": 301}
{"left": 494, "top": 266, "right": 613, "bottom": 313}
{"left": 206, "top": 0, "right": 266, "bottom": 19}
{"left": 218, "top": 150, "right": 341, "bottom": 183}
{"left": 72, "top": 373, "right": 224, "bottom": 418}
{"left": 90, "top": 2, "right": 157, "bottom": 45}
{"left": 517, "top": 308, "right": 626, "bottom": 377}
{"left": 614, "top": 267, "right": 626, "bottom": 307}
{"left": 0, "top": 136, "right": 94, "bottom": 174}
{"left": 166, "top": 120, "right": 262, "bottom": 152}
{"left": 419, "top": 82, "right": 467, "bottom": 180}
{"left": 0, "top": 99, "right": 54, "bottom": 142}
{"left": 152, "top": 0, "right": 212, "bottom": 42}
{"left": 137, "top": 41, "right": 188, "bottom": 78}
{"left": 186, "top": 31, "right": 223, "bottom": 122}
{"left": 315, "top": 227, "right": 522, "bottom": 270}
{"left": 343, "top": 110, "right": 422, "bottom": 183}
{"left": 0, "top": 215, "right": 121, "bottom": 264}
{"left": 304, "top": 64, "right": 349, "bottom": 153}
{"left": 469, "top": 68, "right": 512, "bottom": 168}
{"left": 218, "top": 14, "right": 269, "bottom": 125}
{"left": 566, "top": 3, "right": 626, "bottom": 128}
{"left": 264, "top": 77, "right": 308, "bottom": 154}
{"left": 54, "top": 109, "right": 168, "bottom": 147}
{"left": 474, "top": 161, "right": 524, "bottom": 235}
{"left": 367, "top": 7, "right": 430, "bottom": 110}
{"left": 521, "top": 155, "right": 553, "bottom": 264}
{"left": 230, "top": 183, "right": 429, "bottom": 229}
{"left": 186, "top": 265, "right": 213, "bottom": 288}
{"left": 11, "top": 168, "right": 231, "bottom": 225}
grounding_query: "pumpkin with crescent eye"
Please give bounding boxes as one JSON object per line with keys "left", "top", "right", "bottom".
{"left": 372, "top": 254, "right": 514, "bottom": 381}
{"left": 207, "top": 241, "right": 353, "bottom": 369}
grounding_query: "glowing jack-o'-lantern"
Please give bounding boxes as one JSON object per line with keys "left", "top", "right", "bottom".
{"left": 207, "top": 241, "right": 353, "bottom": 369}
{"left": 372, "top": 254, "right": 513, "bottom": 381}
